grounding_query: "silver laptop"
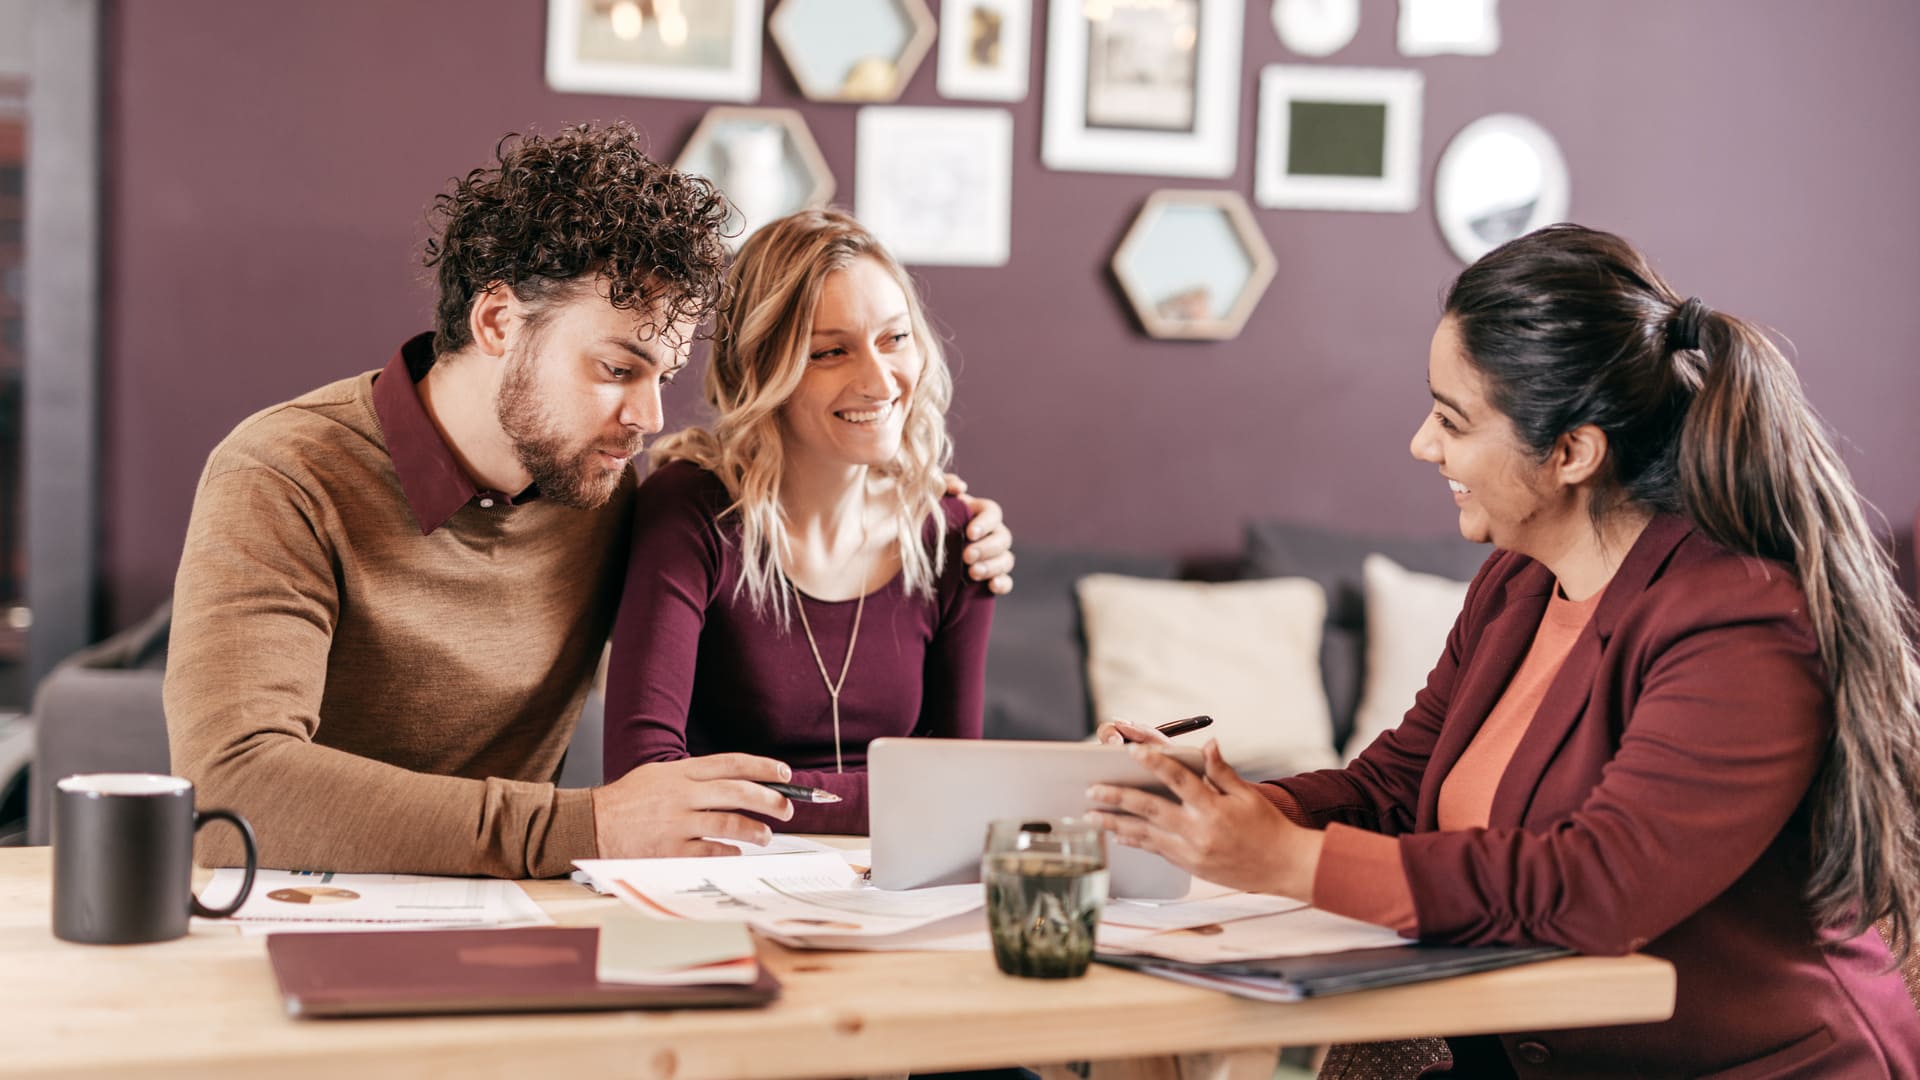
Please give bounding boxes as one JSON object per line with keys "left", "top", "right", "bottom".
{"left": 868, "top": 738, "right": 1205, "bottom": 899}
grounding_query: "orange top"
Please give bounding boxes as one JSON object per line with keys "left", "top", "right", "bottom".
{"left": 1272, "top": 583, "right": 1603, "bottom": 934}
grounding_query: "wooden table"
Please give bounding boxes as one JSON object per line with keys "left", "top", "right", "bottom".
{"left": 0, "top": 847, "right": 1674, "bottom": 1079}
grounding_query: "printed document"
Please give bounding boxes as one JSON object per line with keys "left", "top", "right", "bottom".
{"left": 1101, "top": 904, "right": 1409, "bottom": 963}
{"left": 575, "top": 852, "right": 983, "bottom": 942}
{"left": 193, "top": 868, "right": 550, "bottom": 936}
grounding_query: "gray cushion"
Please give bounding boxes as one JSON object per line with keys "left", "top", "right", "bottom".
{"left": 982, "top": 548, "right": 1178, "bottom": 742}
{"left": 26, "top": 601, "right": 175, "bottom": 844}
{"left": 559, "top": 690, "right": 603, "bottom": 789}
{"left": 27, "top": 668, "right": 170, "bottom": 845}
{"left": 1239, "top": 520, "right": 1488, "bottom": 751}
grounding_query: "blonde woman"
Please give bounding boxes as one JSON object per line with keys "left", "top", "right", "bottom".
{"left": 602, "top": 209, "right": 995, "bottom": 834}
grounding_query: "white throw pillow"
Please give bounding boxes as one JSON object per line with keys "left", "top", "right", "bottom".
{"left": 1347, "top": 553, "right": 1472, "bottom": 762}
{"left": 1075, "top": 574, "right": 1338, "bottom": 781}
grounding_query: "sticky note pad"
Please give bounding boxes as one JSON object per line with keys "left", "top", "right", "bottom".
{"left": 596, "top": 911, "right": 759, "bottom": 986}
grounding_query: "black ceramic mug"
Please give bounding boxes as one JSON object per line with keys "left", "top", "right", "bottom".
{"left": 52, "top": 773, "right": 258, "bottom": 944}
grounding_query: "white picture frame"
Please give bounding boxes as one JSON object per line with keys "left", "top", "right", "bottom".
{"left": 1398, "top": 0, "right": 1500, "bottom": 57}
{"left": 544, "top": 0, "right": 762, "bottom": 103}
{"left": 1040, "top": 0, "right": 1245, "bottom": 178}
{"left": 856, "top": 107, "right": 1014, "bottom": 267}
{"left": 937, "top": 0, "right": 1032, "bottom": 102}
{"left": 1255, "top": 65, "right": 1424, "bottom": 212}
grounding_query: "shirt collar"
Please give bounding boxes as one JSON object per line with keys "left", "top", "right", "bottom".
{"left": 371, "top": 332, "right": 530, "bottom": 535}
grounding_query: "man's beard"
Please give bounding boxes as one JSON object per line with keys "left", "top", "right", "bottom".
{"left": 495, "top": 342, "right": 640, "bottom": 510}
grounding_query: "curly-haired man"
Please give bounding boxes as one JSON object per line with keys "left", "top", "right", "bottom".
{"left": 162, "top": 124, "right": 1014, "bottom": 877}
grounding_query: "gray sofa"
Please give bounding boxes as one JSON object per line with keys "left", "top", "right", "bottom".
{"left": 24, "top": 520, "right": 1487, "bottom": 845}
{"left": 24, "top": 603, "right": 607, "bottom": 845}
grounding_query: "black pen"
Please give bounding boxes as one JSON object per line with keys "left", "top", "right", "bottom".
{"left": 758, "top": 780, "right": 842, "bottom": 804}
{"left": 1127, "top": 714, "right": 1213, "bottom": 741}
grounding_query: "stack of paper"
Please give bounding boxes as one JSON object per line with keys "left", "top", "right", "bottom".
{"left": 1099, "top": 904, "right": 1410, "bottom": 965}
{"left": 570, "top": 834, "right": 843, "bottom": 894}
{"left": 193, "top": 869, "right": 551, "bottom": 936}
{"left": 574, "top": 850, "right": 1349, "bottom": 955}
{"left": 1102, "top": 890, "right": 1310, "bottom": 933}
{"left": 575, "top": 852, "right": 988, "bottom": 949}
{"left": 1093, "top": 901, "right": 1453, "bottom": 1003}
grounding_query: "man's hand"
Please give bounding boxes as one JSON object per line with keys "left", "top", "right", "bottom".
{"left": 1085, "top": 741, "right": 1324, "bottom": 899}
{"left": 592, "top": 753, "right": 796, "bottom": 858}
{"left": 944, "top": 473, "right": 1014, "bottom": 595}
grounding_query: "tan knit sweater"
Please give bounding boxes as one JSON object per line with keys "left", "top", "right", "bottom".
{"left": 165, "top": 371, "right": 628, "bottom": 877}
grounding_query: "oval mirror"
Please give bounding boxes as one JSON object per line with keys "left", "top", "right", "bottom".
{"left": 1433, "top": 113, "right": 1569, "bottom": 263}
{"left": 1272, "top": 0, "right": 1360, "bottom": 58}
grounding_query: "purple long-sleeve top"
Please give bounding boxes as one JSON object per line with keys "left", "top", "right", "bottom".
{"left": 603, "top": 459, "right": 994, "bottom": 833}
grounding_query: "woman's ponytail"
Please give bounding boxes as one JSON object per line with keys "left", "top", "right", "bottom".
{"left": 1677, "top": 308, "right": 1920, "bottom": 963}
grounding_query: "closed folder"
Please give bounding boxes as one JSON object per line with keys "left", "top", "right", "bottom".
{"left": 267, "top": 926, "right": 781, "bottom": 1018}
{"left": 1096, "top": 943, "right": 1572, "bottom": 1001}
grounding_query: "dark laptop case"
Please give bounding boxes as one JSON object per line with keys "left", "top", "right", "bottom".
{"left": 266, "top": 925, "right": 781, "bottom": 1018}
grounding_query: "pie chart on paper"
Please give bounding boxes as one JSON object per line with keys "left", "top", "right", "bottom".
{"left": 266, "top": 886, "right": 362, "bottom": 906}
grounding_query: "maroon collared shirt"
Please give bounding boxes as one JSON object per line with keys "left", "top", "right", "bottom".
{"left": 371, "top": 333, "right": 533, "bottom": 535}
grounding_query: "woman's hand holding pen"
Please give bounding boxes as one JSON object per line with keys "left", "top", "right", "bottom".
{"left": 1084, "top": 740, "right": 1323, "bottom": 901}
{"left": 1094, "top": 715, "right": 1210, "bottom": 746}
{"left": 1095, "top": 720, "right": 1171, "bottom": 746}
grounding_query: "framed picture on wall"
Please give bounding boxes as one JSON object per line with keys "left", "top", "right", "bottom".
{"left": 1040, "top": 0, "right": 1244, "bottom": 178}
{"left": 855, "top": 106, "right": 1014, "bottom": 267}
{"left": 677, "top": 107, "right": 837, "bottom": 251}
{"left": 1254, "top": 65, "right": 1424, "bottom": 212}
{"left": 545, "top": 0, "right": 762, "bottom": 102}
{"left": 770, "top": 0, "right": 936, "bottom": 103}
{"left": 1434, "top": 113, "right": 1568, "bottom": 263}
{"left": 1110, "top": 189, "right": 1276, "bottom": 340}
{"left": 937, "top": 0, "right": 1032, "bottom": 102}
{"left": 1398, "top": 0, "right": 1501, "bottom": 57}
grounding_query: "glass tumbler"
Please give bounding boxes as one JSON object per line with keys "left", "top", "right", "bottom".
{"left": 982, "top": 818, "right": 1110, "bottom": 978}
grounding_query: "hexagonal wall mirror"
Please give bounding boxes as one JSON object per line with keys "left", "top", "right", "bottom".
{"left": 1111, "top": 190, "right": 1276, "bottom": 341}
{"left": 676, "top": 107, "right": 836, "bottom": 250}
{"left": 770, "top": 0, "right": 935, "bottom": 102}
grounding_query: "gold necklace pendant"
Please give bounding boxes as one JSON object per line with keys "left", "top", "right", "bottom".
{"left": 787, "top": 495, "right": 874, "bottom": 776}
{"left": 791, "top": 580, "right": 865, "bottom": 775}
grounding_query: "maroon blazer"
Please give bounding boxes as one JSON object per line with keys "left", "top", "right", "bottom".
{"left": 1274, "top": 515, "right": 1919, "bottom": 1078}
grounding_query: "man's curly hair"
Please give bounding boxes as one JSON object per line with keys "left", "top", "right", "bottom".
{"left": 423, "top": 122, "right": 730, "bottom": 357}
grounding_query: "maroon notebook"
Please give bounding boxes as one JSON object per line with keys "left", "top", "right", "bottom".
{"left": 266, "top": 926, "right": 781, "bottom": 1018}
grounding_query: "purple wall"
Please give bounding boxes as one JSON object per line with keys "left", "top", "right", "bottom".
{"left": 106, "top": 1, "right": 1920, "bottom": 628}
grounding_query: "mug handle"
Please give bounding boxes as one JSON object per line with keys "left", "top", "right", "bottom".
{"left": 189, "top": 808, "right": 258, "bottom": 919}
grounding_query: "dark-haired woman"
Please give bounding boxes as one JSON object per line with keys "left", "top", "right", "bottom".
{"left": 1089, "top": 225, "right": 1920, "bottom": 1075}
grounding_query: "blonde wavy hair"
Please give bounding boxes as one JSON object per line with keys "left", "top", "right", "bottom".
{"left": 650, "top": 208, "right": 955, "bottom": 623}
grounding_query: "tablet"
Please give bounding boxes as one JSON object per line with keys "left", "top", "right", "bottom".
{"left": 867, "top": 738, "right": 1205, "bottom": 899}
